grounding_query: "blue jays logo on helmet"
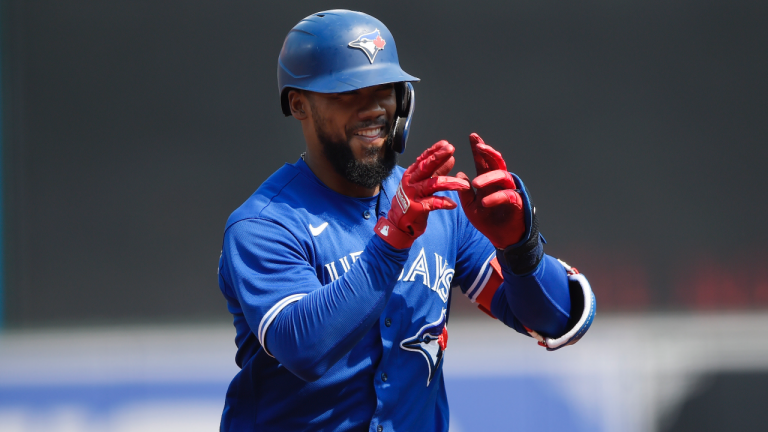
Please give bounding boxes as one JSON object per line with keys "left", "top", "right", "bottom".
{"left": 400, "top": 308, "right": 448, "bottom": 386}
{"left": 277, "top": 10, "right": 419, "bottom": 116}
{"left": 348, "top": 29, "right": 387, "bottom": 63}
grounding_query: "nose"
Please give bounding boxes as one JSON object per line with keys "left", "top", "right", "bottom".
{"left": 357, "top": 91, "right": 387, "bottom": 121}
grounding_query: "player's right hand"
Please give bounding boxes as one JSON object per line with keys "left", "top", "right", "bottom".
{"left": 375, "top": 141, "right": 470, "bottom": 249}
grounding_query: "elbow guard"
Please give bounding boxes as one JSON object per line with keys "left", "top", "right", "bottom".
{"left": 527, "top": 261, "right": 596, "bottom": 351}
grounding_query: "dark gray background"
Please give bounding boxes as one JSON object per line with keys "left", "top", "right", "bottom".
{"left": 660, "top": 371, "right": 768, "bottom": 432}
{"left": 3, "top": 0, "right": 767, "bottom": 327}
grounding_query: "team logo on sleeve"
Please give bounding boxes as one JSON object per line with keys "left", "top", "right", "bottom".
{"left": 400, "top": 309, "right": 448, "bottom": 386}
{"left": 348, "top": 29, "right": 386, "bottom": 63}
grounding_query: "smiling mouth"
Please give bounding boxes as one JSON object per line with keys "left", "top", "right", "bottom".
{"left": 354, "top": 127, "right": 383, "bottom": 138}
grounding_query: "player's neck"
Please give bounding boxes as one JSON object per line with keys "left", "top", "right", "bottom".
{"left": 302, "top": 150, "right": 380, "bottom": 198}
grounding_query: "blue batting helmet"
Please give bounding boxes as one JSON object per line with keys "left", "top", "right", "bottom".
{"left": 278, "top": 10, "right": 419, "bottom": 153}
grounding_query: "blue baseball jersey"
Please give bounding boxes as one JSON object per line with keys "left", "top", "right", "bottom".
{"left": 217, "top": 157, "right": 588, "bottom": 431}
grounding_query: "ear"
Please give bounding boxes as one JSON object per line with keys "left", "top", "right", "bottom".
{"left": 288, "top": 90, "right": 309, "bottom": 120}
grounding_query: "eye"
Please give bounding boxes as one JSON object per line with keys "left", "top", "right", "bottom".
{"left": 335, "top": 90, "right": 359, "bottom": 100}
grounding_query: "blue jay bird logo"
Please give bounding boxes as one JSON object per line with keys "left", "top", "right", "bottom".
{"left": 348, "top": 29, "right": 387, "bottom": 63}
{"left": 400, "top": 309, "right": 448, "bottom": 386}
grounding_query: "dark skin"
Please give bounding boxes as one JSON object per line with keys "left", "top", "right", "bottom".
{"left": 288, "top": 84, "right": 396, "bottom": 198}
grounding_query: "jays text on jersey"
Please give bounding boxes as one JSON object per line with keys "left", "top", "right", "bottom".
{"left": 217, "top": 157, "right": 594, "bottom": 432}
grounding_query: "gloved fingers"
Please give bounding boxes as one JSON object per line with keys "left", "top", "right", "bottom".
{"left": 470, "top": 133, "right": 507, "bottom": 175}
{"left": 475, "top": 143, "right": 507, "bottom": 172}
{"left": 469, "top": 133, "right": 491, "bottom": 175}
{"left": 420, "top": 175, "right": 471, "bottom": 196}
{"left": 432, "top": 156, "right": 455, "bottom": 177}
{"left": 456, "top": 172, "right": 477, "bottom": 208}
{"left": 481, "top": 189, "right": 524, "bottom": 209}
{"left": 411, "top": 141, "right": 456, "bottom": 182}
{"left": 415, "top": 140, "right": 452, "bottom": 161}
{"left": 404, "top": 140, "right": 449, "bottom": 177}
{"left": 420, "top": 195, "right": 458, "bottom": 212}
{"left": 472, "top": 170, "right": 517, "bottom": 190}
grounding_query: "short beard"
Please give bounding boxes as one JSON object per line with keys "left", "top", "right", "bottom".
{"left": 313, "top": 109, "right": 397, "bottom": 190}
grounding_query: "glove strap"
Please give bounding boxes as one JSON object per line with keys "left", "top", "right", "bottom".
{"left": 375, "top": 217, "right": 415, "bottom": 250}
{"left": 496, "top": 213, "right": 544, "bottom": 276}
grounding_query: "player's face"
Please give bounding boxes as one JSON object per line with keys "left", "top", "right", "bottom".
{"left": 308, "top": 84, "right": 398, "bottom": 188}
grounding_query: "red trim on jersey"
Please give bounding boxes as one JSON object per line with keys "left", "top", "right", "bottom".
{"left": 477, "top": 304, "right": 495, "bottom": 318}
{"left": 475, "top": 257, "right": 503, "bottom": 318}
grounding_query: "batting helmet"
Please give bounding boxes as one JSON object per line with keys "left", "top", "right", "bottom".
{"left": 278, "top": 10, "right": 419, "bottom": 153}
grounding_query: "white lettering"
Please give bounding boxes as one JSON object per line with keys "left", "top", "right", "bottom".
{"left": 405, "top": 248, "right": 431, "bottom": 287}
{"left": 325, "top": 262, "right": 340, "bottom": 281}
{"left": 432, "top": 253, "right": 453, "bottom": 303}
{"left": 350, "top": 251, "right": 363, "bottom": 263}
{"left": 339, "top": 256, "right": 351, "bottom": 273}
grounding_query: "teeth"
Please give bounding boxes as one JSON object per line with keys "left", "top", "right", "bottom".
{"left": 356, "top": 127, "right": 381, "bottom": 137}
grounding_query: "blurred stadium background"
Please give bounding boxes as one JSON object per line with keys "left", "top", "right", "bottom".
{"left": 0, "top": 1, "right": 766, "bottom": 431}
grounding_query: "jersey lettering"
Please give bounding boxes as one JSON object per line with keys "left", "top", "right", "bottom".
{"left": 325, "top": 251, "right": 364, "bottom": 281}
{"left": 325, "top": 262, "right": 340, "bottom": 281}
{"left": 323, "top": 248, "right": 454, "bottom": 304}
{"left": 350, "top": 251, "right": 363, "bottom": 263}
{"left": 432, "top": 253, "right": 454, "bottom": 303}
{"left": 339, "top": 256, "right": 351, "bottom": 272}
{"left": 404, "top": 248, "right": 430, "bottom": 287}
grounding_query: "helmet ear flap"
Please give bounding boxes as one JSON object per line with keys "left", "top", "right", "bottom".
{"left": 389, "top": 82, "right": 415, "bottom": 154}
{"left": 394, "top": 82, "right": 409, "bottom": 117}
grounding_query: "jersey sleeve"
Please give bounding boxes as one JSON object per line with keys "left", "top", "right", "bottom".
{"left": 453, "top": 191, "right": 595, "bottom": 349}
{"left": 493, "top": 254, "right": 571, "bottom": 337}
{"left": 452, "top": 205, "right": 503, "bottom": 312}
{"left": 219, "top": 218, "right": 318, "bottom": 343}
{"left": 219, "top": 217, "right": 410, "bottom": 382}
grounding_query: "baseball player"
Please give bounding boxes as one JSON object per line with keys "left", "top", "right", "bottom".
{"left": 217, "top": 10, "right": 595, "bottom": 432}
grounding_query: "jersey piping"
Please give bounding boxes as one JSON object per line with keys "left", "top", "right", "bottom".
{"left": 258, "top": 293, "right": 308, "bottom": 357}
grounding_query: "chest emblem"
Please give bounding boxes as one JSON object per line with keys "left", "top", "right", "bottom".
{"left": 400, "top": 308, "right": 448, "bottom": 386}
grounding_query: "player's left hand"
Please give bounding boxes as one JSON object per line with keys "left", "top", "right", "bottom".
{"left": 457, "top": 133, "right": 525, "bottom": 249}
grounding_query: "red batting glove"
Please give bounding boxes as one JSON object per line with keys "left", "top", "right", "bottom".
{"left": 457, "top": 133, "right": 525, "bottom": 249}
{"left": 375, "top": 141, "right": 470, "bottom": 249}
